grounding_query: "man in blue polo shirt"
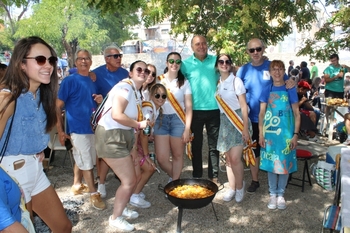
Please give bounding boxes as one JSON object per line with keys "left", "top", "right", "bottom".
{"left": 92, "top": 45, "right": 129, "bottom": 198}
{"left": 181, "top": 35, "right": 220, "bottom": 184}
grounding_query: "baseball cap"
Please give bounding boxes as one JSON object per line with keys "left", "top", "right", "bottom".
{"left": 298, "top": 80, "right": 311, "bottom": 90}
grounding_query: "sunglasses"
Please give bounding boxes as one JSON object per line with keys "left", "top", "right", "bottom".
{"left": 106, "top": 54, "right": 123, "bottom": 59}
{"left": 248, "top": 47, "right": 263, "bottom": 53}
{"left": 168, "top": 59, "right": 182, "bottom": 64}
{"left": 24, "top": 56, "right": 58, "bottom": 66}
{"left": 154, "top": 93, "right": 167, "bottom": 99}
{"left": 218, "top": 60, "right": 232, "bottom": 65}
{"left": 136, "top": 67, "right": 150, "bottom": 76}
{"left": 150, "top": 72, "right": 156, "bottom": 78}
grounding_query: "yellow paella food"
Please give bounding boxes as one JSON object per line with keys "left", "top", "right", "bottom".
{"left": 328, "top": 98, "right": 348, "bottom": 106}
{"left": 169, "top": 185, "right": 214, "bottom": 199}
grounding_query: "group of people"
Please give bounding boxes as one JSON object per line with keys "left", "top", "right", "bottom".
{"left": 0, "top": 34, "right": 320, "bottom": 233}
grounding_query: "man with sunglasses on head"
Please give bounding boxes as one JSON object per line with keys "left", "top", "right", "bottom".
{"left": 236, "top": 38, "right": 293, "bottom": 194}
{"left": 91, "top": 45, "right": 129, "bottom": 198}
{"left": 181, "top": 35, "right": 221, "bottom": 185}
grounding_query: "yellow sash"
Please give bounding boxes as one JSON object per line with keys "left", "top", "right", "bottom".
{"left": 123, "top": 79, "right": 143, "bottom": 122}
{"left": 215, "top": 79, "right": 256, "bottom": 166}
{"left": 158, "top": 74, "right": 193, "bottom": 159}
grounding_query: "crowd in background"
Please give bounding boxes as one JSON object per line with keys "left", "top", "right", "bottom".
{"left": 1, "top": 35, "right": 350, "bottom": 232}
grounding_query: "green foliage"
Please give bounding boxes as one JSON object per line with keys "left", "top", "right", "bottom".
{"left": 141, "top": 0, "right": 318, "bottom": 65}
{"left": 297, "top": 2, "right": 350, "bottom": 62}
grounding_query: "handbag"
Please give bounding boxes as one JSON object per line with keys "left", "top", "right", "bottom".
{"left": 0, "top": 101, "right": 36, "bottom": 233}
{"left": 311, "top": 160, "right": 336, "bottom": 191}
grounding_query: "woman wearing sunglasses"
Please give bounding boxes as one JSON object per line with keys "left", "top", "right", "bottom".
{"left": 0, "top": 36, "right": 72, "bottom": 232}
{"left": 215, "top": 53, "right": 251, "bottom": 203}
{"left": 95, "top": 60, "right": 149, "bottom": 232}
{"left": 140, "top": 64, "right": 157, "bottom": 101}
{"left": 130, "top": 83, "right": 167, "bottom": 208}
{"left": 155, "top": 52, "right": 193, "bottom": 182}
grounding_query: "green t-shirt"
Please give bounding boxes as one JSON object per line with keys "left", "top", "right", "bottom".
{"left": 324, "top": 65, "right": 348, "bottom": 92}
{"left": 311, "top": 65, "right": 318, "bottom": 79}
{"left": 181, "top": 54, "right": 219, "bottom": 110}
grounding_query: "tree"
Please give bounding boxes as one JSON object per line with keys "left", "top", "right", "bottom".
{"left": 297, "top": 0, "right": 350, "bottom": 62}
{"left": 0, "top": 0, "right": 37, "bottom": 49}
{"left": 87, "top": 0, "right": 319, "bottom": 65}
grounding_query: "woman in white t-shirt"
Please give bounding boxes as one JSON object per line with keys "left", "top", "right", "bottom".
{"left": 215, "top": 54, "right": 251, "bottom": 203}
{"left": 95, "top": 60, "right": 149, "bottom": 232}
{"left": 155, "top": 52, "right": 193, "bottom": 182}
{"left": 129, "top": 83, "right": 167, "bottom": 208}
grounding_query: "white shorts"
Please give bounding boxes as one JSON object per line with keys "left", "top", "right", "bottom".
{"left": 71, "top": 133, "right": 96, "bottom": 170}
{"left": 1, "top": 154, "right": 51, "bottom": 203}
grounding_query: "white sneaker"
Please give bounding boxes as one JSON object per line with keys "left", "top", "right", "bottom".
{"left": 268, "top": 195, "right": 277, "bottom": 210}
{"left": 235, "top": 181, "right": 245, "bottom": 203}
{"left": 222, "top": 189, "right": 235, "bottom": 202}
{"left": 277, "top": 196, "right": 287, "bottom": 210}
{"left": 97, "top": 183, "right": 106, "bottom": 198}
{"left": 129, "top": 194, "right": 151, "bottom": 208}
{"left": 122, "top": 207, "right": 139, "bottom": 219}
{"left": 138, "top": 192, "right": 145, "bottom": 199}
{"left": 168, "top": 177, "right": 173, "bottom": 184}
{"left": 109, "top": 216, "right": 134, "bottom": 232}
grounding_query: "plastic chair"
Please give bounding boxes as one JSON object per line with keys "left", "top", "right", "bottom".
{"left": 44, "top": 113, "right": 74, "bottom": 172}
{"left": 288, "top": 149, "right": 318, "bottom": 192}
{"left": 322, "top": 154, "right": 342, "bottom": 232}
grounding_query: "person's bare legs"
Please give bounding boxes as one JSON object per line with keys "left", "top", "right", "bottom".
{"left": 134, "top": 160, "right": 155, "bottom": 193}
{"left": 227, "top": 146, "right": 244, "bottom": 190}
{"left": 31, "top": 186, "right": 72, "bottom": 232}
{"left": 169, "top": 136, "right": 185, "bottom": 180}
{"left": 83, "top": 169, "right": 97, "bottom": 193}
{"left": 250, "top": 157, "right": 260, "bottom": 182}
{"left": 73, "top": 164, "right": 83, "bottom": 185}
{"left": 154, "top": 135, "right": 172, "bottom": 177}
{"left": 103, "top": 156, "right": 137, "bottom": 218}
{"left": 98, "top": 159, "right": 110, "bottom": 184}
{"left": 225, "top": 153, "right": 235, "bottom": 190}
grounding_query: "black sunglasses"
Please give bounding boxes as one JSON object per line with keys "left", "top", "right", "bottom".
{"left": 106, "top": 54, "right": 123, "bottom": 59}
{"left": 248, "top": 47, "right": 263, "bottom": 53}
{"left": 150, "top": 72, "right": 156, "bottom": 78}
{"left": 24, "top": 56, "right": 58, "bottom": 66}
{"left": 154, "top": 93, "right": 167, "bottom": 99}
{"left": 136, "top": 67, "right": 150, "bottom": 76}
{"left": 168, "top": 59, "right": 182, "bottom": 64}
{"left": 218, "top": 60, "right": 232, "bottom": 65}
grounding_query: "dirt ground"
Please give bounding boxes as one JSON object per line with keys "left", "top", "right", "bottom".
{"left": 39, "top": 134, "right": 341, "bottom": 233}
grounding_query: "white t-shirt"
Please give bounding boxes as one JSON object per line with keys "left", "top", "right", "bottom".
{"left": 158, "top": 75, "right": 192, "bottom": 114}
{"left": 141, "top": 88, "right": 150, "bottom": 101}
{"left": 216, "top": 73, "right": 246, "bottom": 112}
{"left": 99, "top": 79, "right": 141, "bottom": 130}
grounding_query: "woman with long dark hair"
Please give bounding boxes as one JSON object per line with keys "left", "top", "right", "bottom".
{"left": 0, "top": 36, "right": 72, "bottom": 232}
{"left": 155, "top": 52, "right": 193, "bottom": 182}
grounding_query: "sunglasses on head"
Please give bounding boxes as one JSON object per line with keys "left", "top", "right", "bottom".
{"left": 168, "top": 59, "right": 182, "bottom": 64}
{"left": 136, "top": 67, "right": 150, "bottom": 76}
{"left": 248, "top": 47, "right": 263, "bottom": 53}
{"left": 218, "top": 60, "right": 232, "bottom": 65}
{"left": 154, "top": 93, "right": 167, "bottom": 99}
{"left": 106, "top": 54, "right": 123, "bottom": 59}
{"left": 24, "top": 56, "right": 58, "bottom": 66}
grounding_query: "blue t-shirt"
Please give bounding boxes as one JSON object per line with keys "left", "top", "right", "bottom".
{"left": 58, "top": 73, "right": 97, "bottom": 134}
{"left": 93, "top": 65, "right": 129, "bottom": 98}
{"left": 259, "top": 85, "right": 299, "bottom": 105}
{"left": 237, "top": 60, "right": 288, "bottom": 123}
{"left": 181, "top": 54, "right": 219, "bottom": 110}
{"left": 0, "top": 167, "right": 21, "bottom": 231}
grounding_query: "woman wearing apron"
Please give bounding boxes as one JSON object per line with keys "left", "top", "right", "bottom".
{"left": 258, "top": 60, "right": 300, "bottom": 210}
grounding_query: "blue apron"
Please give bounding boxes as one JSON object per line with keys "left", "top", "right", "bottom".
{"left": 260, "top": 86, "right": 297, "bottom": 174}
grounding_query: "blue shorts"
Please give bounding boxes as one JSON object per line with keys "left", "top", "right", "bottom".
{"left": 153, "top": 113, "right": 185, "bottom": 138}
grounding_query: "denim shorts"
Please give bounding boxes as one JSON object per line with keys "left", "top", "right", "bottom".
{"left": 153, "top": 113, "right": 185, "bottom": 138}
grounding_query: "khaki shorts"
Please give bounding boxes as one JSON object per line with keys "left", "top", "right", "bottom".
{"left": 70, "top": 133, "right": 96, "bottom": 170}
{"left": 95, "top": 125, "right": 135, "bottom": 159}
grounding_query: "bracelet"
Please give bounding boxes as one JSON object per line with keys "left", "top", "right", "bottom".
{"left": 294, "top": 133, "right": 298, "bottom": 135}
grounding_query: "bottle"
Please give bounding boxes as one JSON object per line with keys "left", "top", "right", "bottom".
{"left": 143, "top": 113, "right": 151, "bottom": 135}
